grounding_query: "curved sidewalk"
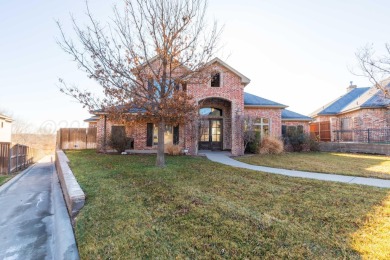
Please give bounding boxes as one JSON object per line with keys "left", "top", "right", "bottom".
{"left": 202, "top": 151, "right": 390, "bottom": 188}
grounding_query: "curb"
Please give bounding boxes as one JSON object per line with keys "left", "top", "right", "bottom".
{"left": 55, "top": 150, "right": 85, "bottom": 219}
{"left": 51, "top": 164, "right": 80, "bottom": 260}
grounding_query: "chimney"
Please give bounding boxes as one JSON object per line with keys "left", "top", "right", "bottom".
{"left": 347, "top": 81, "right": 357, "bottom": 92}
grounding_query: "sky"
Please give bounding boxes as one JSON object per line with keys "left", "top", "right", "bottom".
{"left": 0, "top": 0, "right": 389, "bottom": 133}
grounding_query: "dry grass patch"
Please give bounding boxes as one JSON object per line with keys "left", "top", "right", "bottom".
{"left": 67, "top": 150, "right": 389, "bottom": 259}
{"left": 259, "top": 136, "right": 284, "bottom": 155}
{"left": 237, "top": 152, "right": 390, "bottom": 179}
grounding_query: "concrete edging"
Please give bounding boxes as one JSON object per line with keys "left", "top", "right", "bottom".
{"left": 320, "top": 142, "right": 390, "bottom": 155}
{"left": 52, "top": 164, "right": 80, "bottom": 260}
{"left": 55, "top": 150, "right": 85, "bottom": 219}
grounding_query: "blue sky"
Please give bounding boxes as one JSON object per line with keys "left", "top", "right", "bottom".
{"left": 0, "top": 0, "right": 389, "bottom": 132}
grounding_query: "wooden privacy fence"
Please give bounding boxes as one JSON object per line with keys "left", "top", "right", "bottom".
{"left": 0, "top": 142, "right": 10, "bottom": 174}
{"left": 310, "top": 121, "right": 331, "bottom": 142}
{"left": 57, "top": 128, "right": 97, "bottom": 150}
{"left": 0, "top": 143, "right": 36, "bottom": 174}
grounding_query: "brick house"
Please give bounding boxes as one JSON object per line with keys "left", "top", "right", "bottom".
{"left": 310, "top": 81, "right": 390, "bottom": 142}
{"left": 93, "top": 58, "right": 311, "bottom": 155}
{"left": 84, "top": 116, "right": 99, "bottom": 128}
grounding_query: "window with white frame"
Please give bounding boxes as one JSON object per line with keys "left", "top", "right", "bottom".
{"left": 253, "top": 118, "right": 270, "bottom": 137}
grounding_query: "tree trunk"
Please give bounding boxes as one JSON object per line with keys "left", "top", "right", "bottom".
{"left": 156, "top": 120, "right": 166, "bottom": 167}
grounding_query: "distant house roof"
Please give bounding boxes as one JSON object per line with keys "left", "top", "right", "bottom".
{"left": 311, "top": 82, "right": 390, "bottom": 117}
{"left": 84, "top": 115, "right": 100, "bottom": 122}
{"left": 244, "top": 92, "right": 287, "bottom": 108}
{"left": 282, "top": 109, "right": 312, "bottom": 121}
{"left": 310, "top": 87, "right": 371, "bottom": 117}
{"left": 0, "top": 113, "right": 12, "bottom": 122}
{"left": 93, "top": 106, "right": 146, "bottom": 115}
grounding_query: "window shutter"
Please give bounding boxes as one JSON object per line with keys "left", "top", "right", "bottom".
{"left": 281, "top": 125, "right": 287, "bottom": 136}
{"left": 173, "top": 126, "right": 179, "bottom": 145}
{"left": 146, "top": 123, "right": 153, "bottom": 147}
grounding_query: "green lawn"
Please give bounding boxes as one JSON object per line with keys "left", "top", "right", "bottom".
{"left": 237, "top": 152, "right": 390, "bottom": 179}
{"left": 67, "top": 150, "right": 390, "bottom": 259}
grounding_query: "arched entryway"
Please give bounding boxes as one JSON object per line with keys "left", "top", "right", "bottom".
{"left": 198, "top": 98, "right": 232, "bottom": 151}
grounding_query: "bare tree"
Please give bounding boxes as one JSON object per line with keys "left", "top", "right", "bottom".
{"left": 240, "top": 115, "right": 259, "bottom": 153}
{"left": 57, "top": 0, "right": 221, "bottom": 167}
{"left": 355, "top": 44, "right": 390, "bottom": 97}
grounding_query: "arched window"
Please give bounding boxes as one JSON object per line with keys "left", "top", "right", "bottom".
{"left": 199, "top": 107, "right": 222, "bottom": 116}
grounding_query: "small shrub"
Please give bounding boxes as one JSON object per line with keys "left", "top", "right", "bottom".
{"left": 165, "top": 144, "right": 182, "bottom": 155}
{"left": 109, "top": 129, "right": 132, "bottom": 153}
{"left": 283, "top": 126, "right": 319, "bottom": 152}
{"left": 259, "top": 136, "right": 284, "bottom": 155}
{"left": 245, "top": 131, "right": 261, "bottom": 154}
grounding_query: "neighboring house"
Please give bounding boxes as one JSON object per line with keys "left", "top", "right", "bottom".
{"left": 310, "top": 81, "right": 390, "bottom": 142}
{"left": 84, "top": 115, "right": 99, "bottom": 128}
{"left": 0, "top": 114, "right": 12, "bottom": 143}
{"left": 94, "top": 58, "right": 311, "bottom": 155}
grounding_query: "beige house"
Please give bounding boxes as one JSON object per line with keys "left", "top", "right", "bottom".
{"left": 0, "top": 114, "right": 12, "bottom": 143}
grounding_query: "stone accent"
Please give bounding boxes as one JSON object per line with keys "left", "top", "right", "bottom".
{"left": 320, "top": 142, "right": 390, "bottom": 155}
{"left": 55, "top": 150, "right": 85, "bottom": 219}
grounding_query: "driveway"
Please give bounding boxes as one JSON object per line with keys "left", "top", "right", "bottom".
{"left": 0, "top": 156, "right": 78, "bottom": 260}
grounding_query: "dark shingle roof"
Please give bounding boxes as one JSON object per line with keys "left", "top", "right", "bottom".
{"left": 316, "top": 87, "right": 370, "bottom": 115}
{"left": 84, "top": 116, "right": 99, "bottom": 122}
{"left": 244, "top": 92, "right": 287, "bottom": 108}
{"left": 282, "top": 109, "right": 312, "bottom": 121}
{"left": 93, "top": 106, "right": 146, "bottom": 114}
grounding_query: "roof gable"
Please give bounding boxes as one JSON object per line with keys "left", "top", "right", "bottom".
{"left": 207, "top": 58, "right": 251, "bottom": 86}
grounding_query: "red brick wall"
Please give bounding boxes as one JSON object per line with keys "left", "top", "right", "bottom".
{"left": 187, "top": 63, "right": 245, "bottom": 155}
{"left": 243, "top": 108, "right": 282, "bottom": 138}
{"left": 313, "top": 108, "right": 389, "bottom": 141}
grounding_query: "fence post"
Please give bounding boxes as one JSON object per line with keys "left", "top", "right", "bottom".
{"left": 7, "top": 143, "right": 11, "bottom": 175}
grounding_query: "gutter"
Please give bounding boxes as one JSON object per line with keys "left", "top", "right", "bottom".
{"left": 282, "top": 118, "right": 312, "bottom": 122}
{"left": 244, "top": 105, "right": 288, "bottom": 109}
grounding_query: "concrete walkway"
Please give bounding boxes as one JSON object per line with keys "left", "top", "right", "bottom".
{"left": 201, "top": 151, "right": 390, "bottom": 188}
{"left": 0, "top": 156, "right": 79, "bottom": 260}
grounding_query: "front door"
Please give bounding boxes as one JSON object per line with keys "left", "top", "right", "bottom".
{"left": 199, "top": 119, "right": 223, "bottom": 150}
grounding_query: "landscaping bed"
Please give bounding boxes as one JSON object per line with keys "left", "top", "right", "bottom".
{"left": 67, "top": 150, "right": 389, "bottom": 259}
{"left": 237, "top": 152, "right": 390, "bottom": 180}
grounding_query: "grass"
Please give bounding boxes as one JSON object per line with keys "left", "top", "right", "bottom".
{"left": 0, "top": 175, "right": 12, "bottom": 186}
{"left": 237, "top": 152, "right": 390, "bottom": 179}
{"left": 67, "top": 150, "right": 390, "bottom": 259}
